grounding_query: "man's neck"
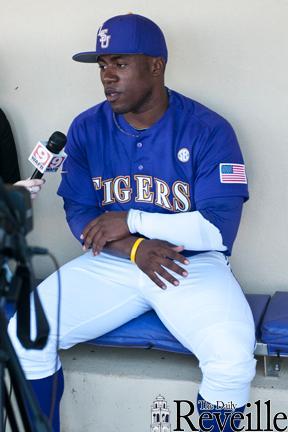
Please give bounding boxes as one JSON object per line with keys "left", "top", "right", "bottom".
{"left": 124, "top": 87, "right": 169, "bottom": 130}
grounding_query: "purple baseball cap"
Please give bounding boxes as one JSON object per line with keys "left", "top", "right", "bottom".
{"left": 72, "top": 13, "right": 168, "bottom": 63}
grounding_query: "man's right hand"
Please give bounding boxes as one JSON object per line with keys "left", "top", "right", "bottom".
{"left": 135, "top": 239, "right": 189, "bottom": 290}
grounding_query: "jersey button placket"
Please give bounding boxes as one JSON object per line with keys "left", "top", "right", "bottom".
{"left": 137, "top": 142, "right": 143, "bottom": 148}
{"left": 138, "top": 164, "right": 144, "bottom": 171}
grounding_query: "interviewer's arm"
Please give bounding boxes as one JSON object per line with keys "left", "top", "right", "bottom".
{"left": 14, "top": 178, "right": 45, "bottom": 199}
{"left": 0, "top": 109, "right": 20, "bottom": 183}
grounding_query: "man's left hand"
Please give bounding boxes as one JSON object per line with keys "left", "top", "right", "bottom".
{"left": 81, "top": 211, "right": 130, "bottom": 255}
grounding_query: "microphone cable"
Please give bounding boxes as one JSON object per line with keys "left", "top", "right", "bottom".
{"left": 29, "top": 248, "right": 62, "bottom": 428}
{"left": 46, "top": 251, "right": 61, "bottom": 428}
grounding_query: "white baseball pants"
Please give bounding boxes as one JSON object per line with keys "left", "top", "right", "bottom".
{"left": 8, "top": 251, "right": 256, "bottom": 406}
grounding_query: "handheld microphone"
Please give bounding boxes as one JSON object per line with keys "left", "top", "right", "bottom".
{"left": 30, "top": 131, "right": 67, "bottom": 179}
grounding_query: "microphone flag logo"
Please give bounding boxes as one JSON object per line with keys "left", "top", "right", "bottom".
{"left": 46, "top": 152, "right": 67, "bottom": 172}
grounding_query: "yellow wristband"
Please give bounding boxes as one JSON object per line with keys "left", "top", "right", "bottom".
{"left": 130, "top": 238, "right": 145, "bottom": 263}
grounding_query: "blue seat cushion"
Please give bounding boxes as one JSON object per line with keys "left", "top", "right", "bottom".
{"left": 246, "top": 293, "right": 270, "bottom": 339}
{"left": 88, "top": 294, "right": 270, "bottom": 354}
{"left": 5, "top": 290, "right": 272, "bottom": 355}
{"left": 261, "top": 291, "right": 288, "bottom": 355}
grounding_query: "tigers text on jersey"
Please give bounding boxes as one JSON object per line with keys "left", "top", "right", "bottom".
{"left": 58, "top": 89, "right": 248, "bottom": 243}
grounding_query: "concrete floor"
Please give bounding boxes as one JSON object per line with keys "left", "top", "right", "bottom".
{"left": 60, "top": 345, "right": 288, "bottom": 432}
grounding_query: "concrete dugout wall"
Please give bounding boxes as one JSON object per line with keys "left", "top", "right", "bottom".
{"left": 1, "top": 0, "right": 287, "bottom": 294}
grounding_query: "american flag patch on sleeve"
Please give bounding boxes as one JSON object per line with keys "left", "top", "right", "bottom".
{"left": 219, "top": 163, "right": 247, "bottom": 184}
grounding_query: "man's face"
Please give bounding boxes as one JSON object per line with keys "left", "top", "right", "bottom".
{"left": 98, "top": 54, "right": 156, "bottom": 114}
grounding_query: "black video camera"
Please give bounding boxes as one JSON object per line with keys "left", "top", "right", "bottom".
{"left": 0, "top": 179, "right": 33, "bottom": 262}
{"left": 0, "top": 177, "right": 52, "bottom": 430}
{"left": 0, "top": 177, "right": 49, "bottom": 349}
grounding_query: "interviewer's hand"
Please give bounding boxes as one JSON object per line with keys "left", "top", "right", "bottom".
{"left": 14, "top": 178, "right": 45, "bottom": 199}
{"left": 135, "top": 239, "right": 189, "bottom": 289}
{"left": 81, "top": 211, "right": 130, "bottom": 255}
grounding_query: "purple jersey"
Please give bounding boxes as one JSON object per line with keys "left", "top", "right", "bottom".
{"left": 58, "top": 89, "right": 248, "bottom": 254}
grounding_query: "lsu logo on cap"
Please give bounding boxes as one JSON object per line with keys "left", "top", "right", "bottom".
{"left": 98, "top": 26, "right": 111, "bottom": 48}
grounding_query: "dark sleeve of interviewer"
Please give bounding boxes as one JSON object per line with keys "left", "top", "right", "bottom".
{"left": 0, "top": 108, "right": 20, "bottom": 183}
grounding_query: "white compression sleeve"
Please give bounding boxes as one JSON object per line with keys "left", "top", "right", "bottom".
{"left": 127, "top": 209, "right": 227, "bottom": 251}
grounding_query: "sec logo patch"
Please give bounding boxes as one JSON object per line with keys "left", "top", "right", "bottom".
{"left": 177, "top": 147, "right": 190, "bottom": 163}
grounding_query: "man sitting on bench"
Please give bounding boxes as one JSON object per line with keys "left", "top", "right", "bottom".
{"left": 8, "top": 13, "right": 256, "bottom": 432}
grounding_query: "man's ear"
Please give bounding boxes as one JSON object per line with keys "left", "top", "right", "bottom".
{"left": 151, "top": 57, "right": 166, "bottom": 76}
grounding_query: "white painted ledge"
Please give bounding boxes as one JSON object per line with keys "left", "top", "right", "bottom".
{"left": 60, "top": 345, "right": 288, "bottom": 432}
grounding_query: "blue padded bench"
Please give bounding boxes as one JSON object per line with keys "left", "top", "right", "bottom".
{"left": 87, "top": 294, "right": 271, "bottom": 353}
{"left": 6, "top": 291, "right": 288, "bottom": 375}
{"left": 87, "top": 291, "right": 288, "bottom": 377}
{"left": 261, "top": 291, "right": 288, "bottom": 356}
